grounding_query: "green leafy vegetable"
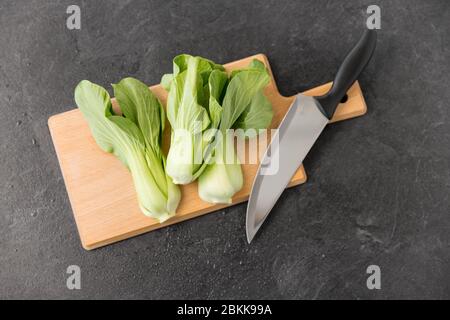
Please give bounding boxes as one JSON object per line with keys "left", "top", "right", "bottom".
{"left": 233, "top": 91, "right": 273, "bottom": 136}
{"left": 75, "top": 78, "right": 180, "bottom": 222}
{"left": 219, "top": 69, "right": 271, "bottom": 130}
{"left": 198, "top": 63, "right": 271, "bottom": 203}
{"left": 161, "top": 54, "right": 224, "bottom": 91}
{"left": 161, "top": 55, "right": 273, "bottom": 204}
{"left": 164, "top": 55, "right": 226, "bottom": 184}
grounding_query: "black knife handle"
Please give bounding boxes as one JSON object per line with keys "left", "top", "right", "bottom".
{"left": 316, "top": 29, "right": 377, "bottom": 119}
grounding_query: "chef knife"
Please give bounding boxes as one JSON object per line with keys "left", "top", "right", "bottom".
{"left": 246, "top": 29, "right": 377, "bottom": 243}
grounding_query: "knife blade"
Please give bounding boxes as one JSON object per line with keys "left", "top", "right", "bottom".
{"left": 246, "top": 29, "right": 377, "bottom": 243}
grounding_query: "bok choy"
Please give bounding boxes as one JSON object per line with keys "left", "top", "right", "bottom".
{"left": 75, "top": 78, "right": 180, "bottom": 222}
{"left": 162, "top": 55, "right": 273, "bottom": 204}
{"left": 198, "top": 60, "right": 272, "bottom": 203}
{"left": 163, "top": 54, "right": 225, "bottom": 184}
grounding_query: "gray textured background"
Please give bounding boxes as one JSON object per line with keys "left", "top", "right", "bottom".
{"left": 1, "top": 0, "right": 449, "bottom": 299}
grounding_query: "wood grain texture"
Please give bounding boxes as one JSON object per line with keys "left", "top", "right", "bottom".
{"left": 48, "top": 54, "right": 367, "bottom": 250}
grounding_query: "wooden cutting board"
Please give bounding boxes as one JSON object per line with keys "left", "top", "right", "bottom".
{"left": 48, "top": 54, "right": 367, "bottom": 250}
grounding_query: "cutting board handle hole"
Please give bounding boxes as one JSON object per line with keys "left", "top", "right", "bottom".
{"left": 340, "top": 94, "right": 348, "bottom": 104}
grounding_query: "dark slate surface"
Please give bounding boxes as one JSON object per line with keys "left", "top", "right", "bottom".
{"left": 1, "top": 0, "right": 449, "bottom": 299}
